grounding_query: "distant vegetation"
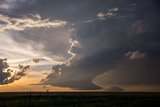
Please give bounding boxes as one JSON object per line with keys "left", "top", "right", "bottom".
{"left": 0, "top": 92, "right": 160, "bottom": 107}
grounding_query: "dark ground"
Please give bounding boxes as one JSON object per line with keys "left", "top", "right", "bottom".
{"left": 0, "top": 92, "right": 160, "bottom": 107}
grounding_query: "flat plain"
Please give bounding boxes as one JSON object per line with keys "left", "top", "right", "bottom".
{"left": 0, "top": 92, "right": 159, "bottom": 107}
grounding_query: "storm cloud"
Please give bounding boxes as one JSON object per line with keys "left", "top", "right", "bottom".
{"left": 42, "top": 0, "right": 160, "bottom": 90}
{"left": 0, "top": 0, "right": 160, "bottom": 91}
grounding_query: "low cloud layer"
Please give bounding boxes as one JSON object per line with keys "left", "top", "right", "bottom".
{"left": 104, "top": 86, "right": 124, "bottom": 92}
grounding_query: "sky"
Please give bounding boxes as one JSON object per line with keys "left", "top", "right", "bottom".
{"left": 0, "top": 0, "right": 160, "bottom": 92}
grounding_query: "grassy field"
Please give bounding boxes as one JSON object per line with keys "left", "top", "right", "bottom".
{"left": 0, "top": 92, "right": 159, "bottom": 107}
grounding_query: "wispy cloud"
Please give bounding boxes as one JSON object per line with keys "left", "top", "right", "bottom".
{"left": 85, "top": 7, "right": 119, "bottom": 22}
{"left": 0, "top": 12, "right": 67, "bottom": 32}
{"left": 97, "top": 7, "right": 119, "bottom": 20}
{"left": 125, "top": 51, "right": 146, "bottom": 60}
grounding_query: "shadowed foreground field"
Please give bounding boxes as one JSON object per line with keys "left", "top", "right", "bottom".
{"left": 0, "top": 92, "right": 160, "bottom": 107}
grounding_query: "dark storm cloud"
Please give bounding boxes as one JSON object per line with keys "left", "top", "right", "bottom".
{"left": 42, "top": 0, "right": 160, "bottom": 90}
